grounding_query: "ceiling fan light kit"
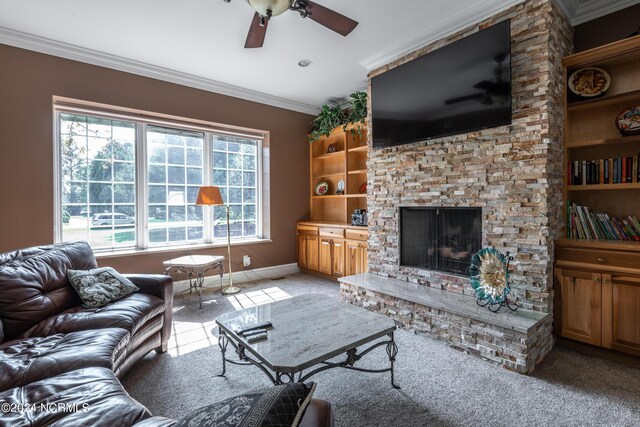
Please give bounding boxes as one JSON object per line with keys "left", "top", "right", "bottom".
{"left": 224, "top": 0, "right": 358, "bottom": 48}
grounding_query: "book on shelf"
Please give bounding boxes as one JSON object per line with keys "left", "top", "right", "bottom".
{"left": 567, "top": 202, "right": 640, "bottom": 241}
{"left": 568, "top": 155, "right": 640, "bottom": 185}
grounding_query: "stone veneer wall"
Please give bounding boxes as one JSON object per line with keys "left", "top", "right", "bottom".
{"left": 367, "top": 0, "right": 572, "bottom": 313}
{"left": 352, "top": 0, "right": 573, "bottom": 372}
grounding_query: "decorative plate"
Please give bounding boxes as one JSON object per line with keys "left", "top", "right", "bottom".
{"left": 616, "top": 105, "right": 640, "bottom": 136}
{"left": 568, "top": 67, "right": 611, "bottom": 97}
{"left": 469, "top": 248, "right": 510, "bottom": 304}
{"left": 336, "top": 179, "right": 345, "bottom": 195}
{"left": 359, "top": 182, "right": 367, "bottom": 194}
{"left": 315, "top": 181, "right": 329, "bottom": 196}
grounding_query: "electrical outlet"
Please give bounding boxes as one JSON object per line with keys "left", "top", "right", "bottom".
{"left": 242, "top": 255, "right": 251, "bottom": 267}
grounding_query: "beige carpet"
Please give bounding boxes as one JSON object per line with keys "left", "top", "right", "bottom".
{"left": 122, "top": 273, "right": 640, "bottom": 426}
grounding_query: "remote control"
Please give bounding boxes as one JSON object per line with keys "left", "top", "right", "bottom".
{"left": 246, "top": 332, "right": 268, "bottom": 343}
{"left": 242, "top": 328, "right": 267, "bottom": 337}
{"left": 236, "top": 321, "right": 272, "bottom": 335}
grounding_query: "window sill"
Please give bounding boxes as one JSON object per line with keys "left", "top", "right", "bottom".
{"left": 94, "top": 238, "right": 272, "bottom": 259}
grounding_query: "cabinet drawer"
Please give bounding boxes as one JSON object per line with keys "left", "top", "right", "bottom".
{"left": 297, "top": 225, "right": 318, "bottom": 236}
{"left": 556, "top": 247, "right": 640, "bottom": 270}
{"left": 345, "top": 229, "right": 368, "bottom": 241}
{"left": 319, "top": 227, "right": 345, "bottom": 238}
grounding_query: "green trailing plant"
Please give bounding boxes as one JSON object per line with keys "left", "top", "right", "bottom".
{"left": 309, "top": 105, "right": 346, "bottom": 142}
{"left": 308, "top": 91, "right": 368, "bottom": 142}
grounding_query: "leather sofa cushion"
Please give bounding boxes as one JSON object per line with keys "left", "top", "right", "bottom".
{"left": 18, "top": 293, "right": 165, "bottom": 340}
{"left": 0, "top": 328, "right": 130, "bottom": 392}
{"left": 0, "top": 367, "right": 151, "bottom": 427}
{"left": 0, "top": 241, "right": 97, "bottom": 342}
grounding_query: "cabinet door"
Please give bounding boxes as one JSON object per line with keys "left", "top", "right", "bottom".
{"left": 345, "top": 240, "right": 360, "bottom": 276}
{"left": 306, "top": 236, "right": 319, "bottom": 272}
{"left": 318, "top": 238, "right": 332, "bottom": 275}
{"left": 331, "top": 239, "right": 345, "bottom": 277}
{"left": 359, "top": 242, "right": 368, "bottom": 274}
{"left": 297, "top": 235, "right": 307, "bottom": 269}
{"left": 602, "top": 274, "right": 640, "bottom": 356}
{"left": 555, "top": 268, "right": 602, "bottom": 346}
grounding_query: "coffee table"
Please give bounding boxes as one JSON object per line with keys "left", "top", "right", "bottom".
{"left": 214, "top": 293, "right": 399, "bottom": 388}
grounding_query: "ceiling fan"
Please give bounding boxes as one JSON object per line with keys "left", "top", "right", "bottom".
{"left": 223, "top": 0, "right": 359, "bottom": 48}
{"left": 445, "top": 53, "right": 510, "bottom": 106}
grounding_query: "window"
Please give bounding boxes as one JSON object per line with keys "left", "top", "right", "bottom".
{"left": 56, "top": 106, "right": 265, "bottom": 252}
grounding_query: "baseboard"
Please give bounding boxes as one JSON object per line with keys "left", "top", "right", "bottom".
{"left": 171, "top": 263, "right": 300, "bottom": 294}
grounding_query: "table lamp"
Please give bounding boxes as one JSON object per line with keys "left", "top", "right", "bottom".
{"left": 196, "top": 186, "right": 241, "bottom": 295}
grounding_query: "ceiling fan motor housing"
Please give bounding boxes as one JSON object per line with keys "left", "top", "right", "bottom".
{"left": 247, "top": 0, "right": 292, "bottom": 17}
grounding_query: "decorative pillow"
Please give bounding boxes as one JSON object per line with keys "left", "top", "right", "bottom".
{"left": 67, "top": 267, "right": 139, "bottom": 308}
{"left": 176, "top": 382, "right": 316, "bottom": 427}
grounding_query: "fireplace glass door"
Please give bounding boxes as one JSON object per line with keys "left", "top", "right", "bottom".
{"left": 400, "top": 207, "right": 481, "bottom": 276}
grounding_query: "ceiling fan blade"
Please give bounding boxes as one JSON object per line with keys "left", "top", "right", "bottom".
{"left": 245, "top": 12, "right": 268, "bottom": 49}
{"left": 304, "top": 1, "right": 358, "bottom": 37}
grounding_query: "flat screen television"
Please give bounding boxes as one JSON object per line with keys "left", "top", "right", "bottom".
{"left": 371, "top": 20, "right": 511, "bottom": 149}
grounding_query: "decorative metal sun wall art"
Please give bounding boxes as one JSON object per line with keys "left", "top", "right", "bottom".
{"left": 469, "top": 248, "right": 518, "bottom": 313}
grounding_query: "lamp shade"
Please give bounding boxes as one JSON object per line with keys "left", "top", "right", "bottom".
{"left": 195, "top": 186, "right": 224, "bottom": 206}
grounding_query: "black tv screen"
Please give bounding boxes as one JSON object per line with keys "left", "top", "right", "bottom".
{"left": 371, "top": 20, "right": 511, "bottom": 149}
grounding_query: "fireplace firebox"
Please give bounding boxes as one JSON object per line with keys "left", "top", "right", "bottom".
{"left": 400, "top": 207, "right": 482, "bottom": 276}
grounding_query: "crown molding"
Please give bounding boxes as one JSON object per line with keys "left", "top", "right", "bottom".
{"left": 562, "top": 0, "right": 640, "bottom": 25}
{"left": 0, "top": 26, "right": 319, "bottom": 116}
{"left": 360, "top": 0, "right": 526, "bottom": 72}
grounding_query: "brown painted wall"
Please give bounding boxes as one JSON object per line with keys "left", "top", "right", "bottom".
{"left": 573, "top": 4, "right": 640, "bottom": 52}
{"left": 0, "top": 43, "right": 313, "bottom": 274}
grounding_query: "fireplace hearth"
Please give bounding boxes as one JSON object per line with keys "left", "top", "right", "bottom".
{"left": 400, "top": 207, "right": 482, "bottom": 276}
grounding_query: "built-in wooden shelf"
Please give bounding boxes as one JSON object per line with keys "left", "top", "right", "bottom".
{"left": 567, "top": 183, "right": 640, "bottom": 191}
{"left": 313, "top": 151, "right": 344, "bottom": 160}
{"left": 348, "top": 146, "right": 368, "bottom": 152}
{"left": 346, "top": 194, "right": 367, "bottom": 198}
{"left": 312, "top": 195, "right": 345, "bottom": 199}
{"left": 567, "top": 89, "right": 640, "bottom": 112}
{"left": 313, "top": 172, "right": 345, "bottom": 179}
{"left": 567, "top": 134, "right": 640, "bottom": 149}
{"left": 348, "top": 170, "right": 367, "bottom": 175}
{"left": 557, "top": 238, "right": 640, "bottom": 252}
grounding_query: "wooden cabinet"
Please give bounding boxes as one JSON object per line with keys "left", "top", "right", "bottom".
{"left": 345, "top": 240, "right": 368, "bottom": 276}
{"left": 297, "top": 223, "right": 366, "bottom": 279}
{"left": 555, "top": 240, "right": 640, "bottom": 357}
{"left": 297, "top": 234, "right": 318, "bottom": 271}
{"left": 555, "top": 268, "right": 602, "bottom": 346}
{"left": 602, "top": 274, "right": 640, "bottom": 356}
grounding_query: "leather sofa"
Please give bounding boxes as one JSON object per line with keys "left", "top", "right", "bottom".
{"left": 0, "top": 242, "right": 333, "bottom": 427}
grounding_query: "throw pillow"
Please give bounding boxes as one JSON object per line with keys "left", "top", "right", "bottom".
{"left": 175, "top": 382, "right": 316, "bottom": 427}
{"left": 67, "top": 267, "right": 139, "bottom": 308}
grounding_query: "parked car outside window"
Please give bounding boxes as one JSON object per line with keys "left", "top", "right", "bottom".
{"left": 92, "top": 213, "right": 135, "bottom": 227}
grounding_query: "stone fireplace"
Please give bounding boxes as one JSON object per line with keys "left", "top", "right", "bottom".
{"left": 339, "top": 0, "right": 573, "bottom": 374}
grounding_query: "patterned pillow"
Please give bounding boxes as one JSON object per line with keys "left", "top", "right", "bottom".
{"left": 67, "top": 267, "right": 139, "bottom": 308}
{"left": 176, "top": 382, "right": 316, "bottom": 427}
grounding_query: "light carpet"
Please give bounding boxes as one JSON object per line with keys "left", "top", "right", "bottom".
{"left": 122, "top": 273, "right": 640, "bottom": 426}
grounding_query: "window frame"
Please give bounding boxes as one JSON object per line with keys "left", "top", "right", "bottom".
{"left": 53, "top": 100, "right": 269, "bottom": 254}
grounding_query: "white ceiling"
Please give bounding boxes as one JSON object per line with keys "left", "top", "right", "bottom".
{"left": 0, "top": 0, "right": 638, "bottom": 114}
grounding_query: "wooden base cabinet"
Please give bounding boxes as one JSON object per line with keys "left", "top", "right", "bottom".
{"left": 555, "top": 239, "right": 640, "bottom": 358}
{"left": 602, "top": 275, "right": 640, "bottom": 356}
{"left": 345, "top": 240, "right": 368, "bottom": 276}
{"left": 297, "top": 222, "right": 367, "bottom": 279}
{"left": 555, "top": 268, "right": 602, "bottom": 346}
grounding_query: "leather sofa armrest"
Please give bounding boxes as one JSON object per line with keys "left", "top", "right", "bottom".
{"left": 124, "top": 274, "right": 173, "bottom": 301}
{"left": 124, "top": 274, "right": 173, "bottom": 353}
{"left": 299, "top": 399, "right": 334, "bottom": 427}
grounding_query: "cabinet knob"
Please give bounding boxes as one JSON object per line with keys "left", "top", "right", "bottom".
{"left": 597, "top": 258, "right": 607, "bottom": 264}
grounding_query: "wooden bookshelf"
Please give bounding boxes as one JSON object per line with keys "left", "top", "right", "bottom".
{"left": 308, "top": 123, "right": 368, "bottom": 223}
{"left": 556, "top": 35, "right": 640, "bottom": 359}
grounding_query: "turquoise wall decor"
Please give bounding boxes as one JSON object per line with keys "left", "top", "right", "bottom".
{"left": 469, "top": 248, "right": 518, "bottom": 312}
